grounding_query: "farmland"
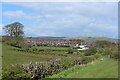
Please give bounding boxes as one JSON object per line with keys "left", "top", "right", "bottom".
{"left": 31, "top": 46, "right": 69, "bottom": 50}
{"left": 49, "top": 58, "right": 118, "bottom": 78}
{"left": 1, "top": 2, "right": 119, "bottom": 79}
{"left": 1, "top": 37, "right": 119, "bottom": 79}
{"left": 2, "top": 43, "right": 72, "bottom": 67}
{"left": 2, "top": 43, "right": 80, "bottom": 67}
{"left": 30, "top": 46, "right": 70, "bottom": 54}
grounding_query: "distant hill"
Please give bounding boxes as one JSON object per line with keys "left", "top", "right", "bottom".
{"left": 64, "top": 36, "right": 118, "bottom": 43}
{"left": 26, "top": 36, "right": 118, "bottom": 43}
{"left": 1, "top": 36, "right": 118, "bottom": 43}
{"left": 27, "top": 37, "right": 66, "bottom": 40}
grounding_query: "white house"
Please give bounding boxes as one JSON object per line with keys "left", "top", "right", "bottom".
{"left": 77, "top": 45, "right": 89, "bottom": 50}
{"left": 74, "top": 43, "right": 89, "bottom": 51}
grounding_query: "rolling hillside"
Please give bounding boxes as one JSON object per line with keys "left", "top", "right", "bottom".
{"left": 26, "top": 36, "right": 118, "bottom": 43}
{"left": 2, "top": 43, "right": 70, "bottom": 67}
{"left": 26, "top": 36, "right": 66, "bottom": 40}
{"left": 65, "top": 36, "right": 118, "bottom": 43}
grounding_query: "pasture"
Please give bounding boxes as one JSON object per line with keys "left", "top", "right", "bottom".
{"left": 49, "top": 58, "right": 118, "bottom": 78}
{"left": 2, "top": 43, "right": 77, "bottom": 67}
{"left": 30, "top": 46, "right": 70, "bottom": 54}
{"left": 2, "top": 41, "right": 119, "bottom": 79}
{"left": 31, "top": 46, "right": 69, "bottom": 50}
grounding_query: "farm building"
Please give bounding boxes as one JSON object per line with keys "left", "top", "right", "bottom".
{"left": 74, "top": 44, "right": 89, "bottom": 50}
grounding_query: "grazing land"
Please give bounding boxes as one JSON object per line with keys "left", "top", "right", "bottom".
{"left": 31, "top": 46, "right": 69, "bottom": 50}
{"left": 2, "top": 43, "right": 73, "bottom": 67}
{"left": 2, "top": 43, "right": 78, "bottom": 67}
{"left": 2, "top": 36, "right": 119, "bottom": 79}
{"left": 30, "top": 46, "right": 70, "bottom": 54}
{"left": 49, "top": 58, "right": 118, "bottom": 78}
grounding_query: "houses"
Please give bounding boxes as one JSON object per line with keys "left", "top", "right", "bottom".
{"left": 25, "top": 39, "right": 77, "bottom": 47}
{"left": 74, "top": 43, "right": 89, "bottom": 50}
{"left": 25, "top": 39, "right": 90, "bottom": 51}
{"left": 77, "top": 45, "right": 89, "bottom": 50}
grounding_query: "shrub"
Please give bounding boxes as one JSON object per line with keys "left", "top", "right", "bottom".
{"left": 84, "top": 47, "right": 97, "bottom": 56}
{"left": 32, "top": 48, "right": 38, "bottom": 51}
{"left": 94, "top": 40, "right": 112, "bottom": 49}
{"left": 22, "top": 59, "right": 66, "bottom": 79}
{"left": 92, "top": 54, "right": 102, "bottom": 60}
{"left": 73, "top": 57, "right": 83, "bottom": 65}
{"left": 82, "top": 56, "right": 94, "bottom": 64}
{"left": 110, "top": 51, "right": 119, "bottom": 59}
{"left": 97, "top": 49, "right": 104, "bottom": 54}
{"left": 3, "top": 36, "right": 31, "bottom": 49}
{"left": 67, "top": 48, "right": 75, "bottom": 54}
{"left": 2, "top": 57, "right": 97, "bottom": 80}
{"left": 2, "top": 65, "right": 30, "bottom": 80}
{"left": 63, "top": 60, "right": 73, "bottom": 69}
{"left": 102, "top": 49, "right": 112, "bottom": 58}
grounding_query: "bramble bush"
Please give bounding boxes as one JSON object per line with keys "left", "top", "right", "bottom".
{"left": 82, "top": 56, "right": 94, "bottom": 64}
{"left": 84, "top": 47, "right": 97, "bottom": 56}
{"left": 110, "top": 51, "right": 119, "bottom": 59}
{"left": 3, "top": 36, "right": 31, "bottom": 49}
{"left": 94, "top": 40, "right": 113, "bottom": 49}
{"left": 67, "top": 48, "right": 73, "bottom": 54}
{"left": 67, "top": 48, "right": 76, "bottom": 54}
{"left": 2, "top": 65, "right": 30, "bottom": 80}
{"left": 92, "top": 54, "right": 102, "bottom": 60}
{"left": 2, "top": 55, "right": 99, "bottom": 80}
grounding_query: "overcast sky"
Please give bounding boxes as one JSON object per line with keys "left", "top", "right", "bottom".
{"left": 1, "top": 2, "right": 118, "bottom": 38}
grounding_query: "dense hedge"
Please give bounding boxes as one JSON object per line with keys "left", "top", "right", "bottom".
{"left": 12, "top": 48, "right": 68, "bottom": 57}
{"left": 2, "top": 65, "right": 30, "bottom": 80}
{"left": 3, "top": 36, "right": 31, "bottom": 49}
{"left": 21, "top": 56, "right": 96, "bottom": 79}
{"left": 2, "top": 56, "right": 99, "bottom": 80}
{"left": 84, "top": 47, "right": 97, "bottom": 56}
{"left": 98, "top": 49, "right": 119, "bottom": 60}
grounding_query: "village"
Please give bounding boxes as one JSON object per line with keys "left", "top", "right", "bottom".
{"left": 25, "top": 39, "right": 91, "bottom": 50}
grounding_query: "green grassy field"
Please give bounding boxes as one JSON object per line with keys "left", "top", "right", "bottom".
{"left": 31, "top": 46, "right": 69, "bottom": 50}
{"left": 2, "top": 43, "right": 78, "bottom": 67}
{"left": 49, "top": 58, "right": 118, "bottom": 78}
{"left": 2, "top": 42, "right": 119, "bottom": 78}
{"left": 30, "top": 46, "right": 70, "bottom": 54}
{"left": 2, "top": 43, "right": 72, "bottom": 67}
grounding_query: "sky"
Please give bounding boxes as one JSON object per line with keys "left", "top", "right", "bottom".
{"left": 1, "top": 2, "right": 118, "bottom": 38}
